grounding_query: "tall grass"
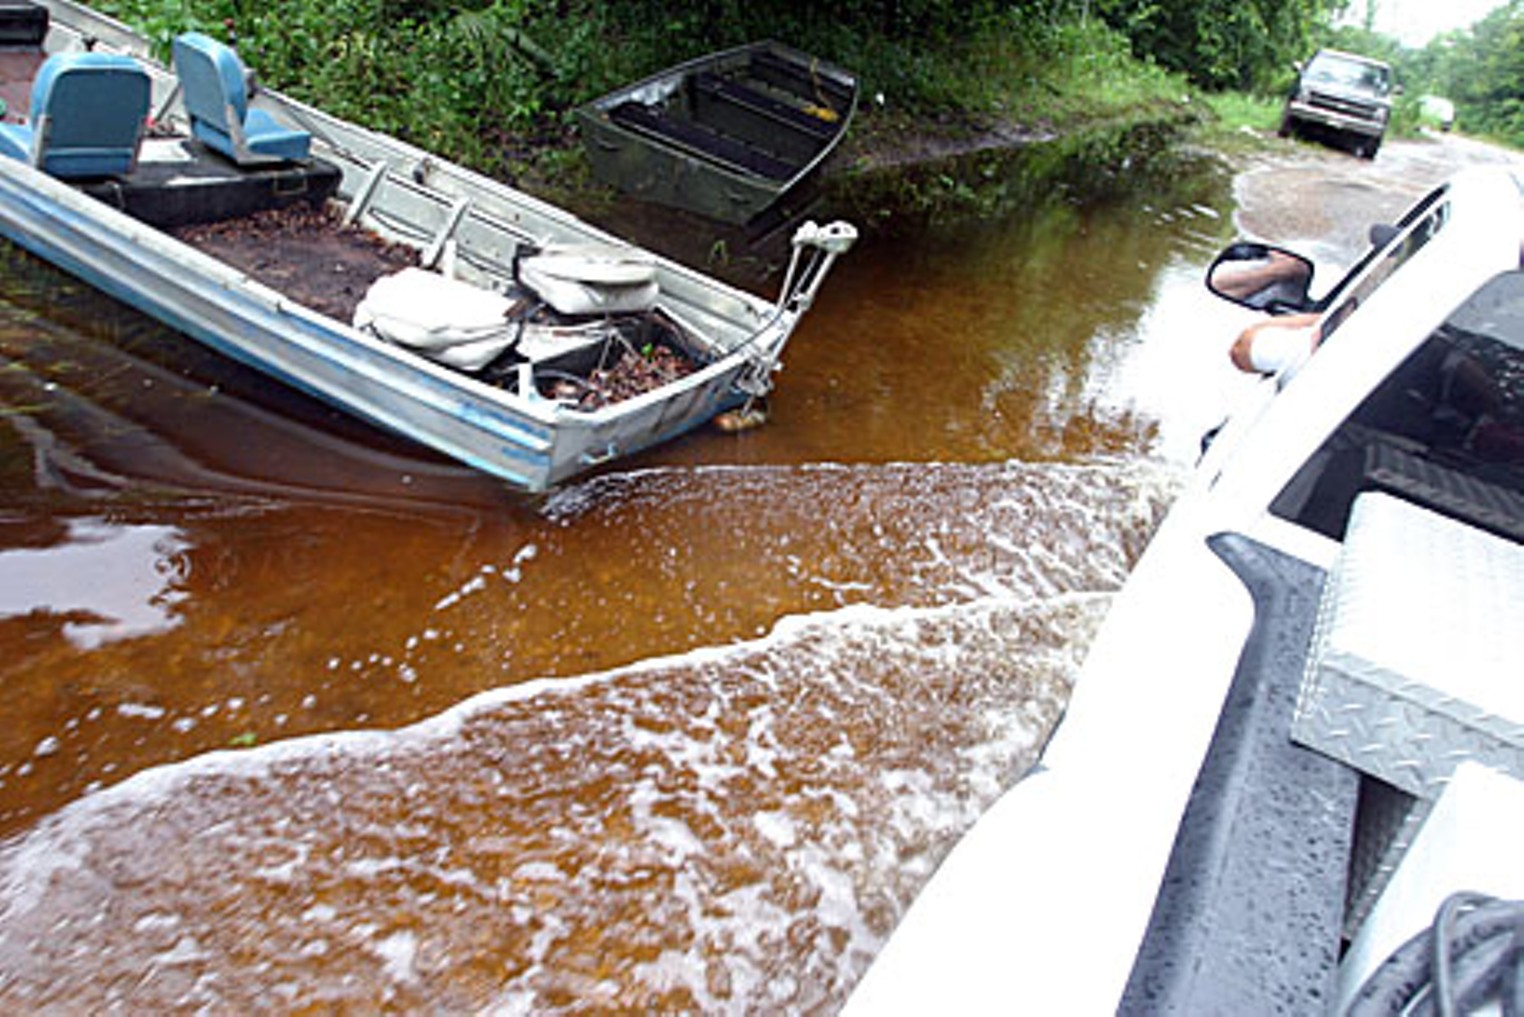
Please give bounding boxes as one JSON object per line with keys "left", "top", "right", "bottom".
{"left": 1198, "top": 91, "right": 1283, "bottom": 134}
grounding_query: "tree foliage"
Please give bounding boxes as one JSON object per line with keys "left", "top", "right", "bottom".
{"left": 87, "top": 0, "right": 1364, "bottom": 177}
{"left": 1090, "top": 0, "right": 1345, "bottom": 91}
{"left": 1422, "top": 0, "right": 1524, "bottom": 145}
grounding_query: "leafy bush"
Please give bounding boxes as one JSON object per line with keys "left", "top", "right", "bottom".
{"left": 1093, "top": 0, "right": 1345, "bottom": 91}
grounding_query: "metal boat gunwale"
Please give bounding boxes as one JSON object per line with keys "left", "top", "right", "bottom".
{"left": 0, "top": 153, "right": 560, "bottom": 468}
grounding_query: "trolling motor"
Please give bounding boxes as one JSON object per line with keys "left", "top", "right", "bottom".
{"left": 775, "top": 220, "right": 859, "bottom": 316}
{"left": 731, "top": 220, "right": 859, "bottom": 404}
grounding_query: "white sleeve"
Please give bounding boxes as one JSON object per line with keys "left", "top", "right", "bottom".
{"left": 1247, "top": 322, "right": 1317, "bottom": 374}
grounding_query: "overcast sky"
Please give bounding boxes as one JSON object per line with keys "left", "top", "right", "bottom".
{"left": 1339, "top": 0, "right": 1509, "bottom": 46}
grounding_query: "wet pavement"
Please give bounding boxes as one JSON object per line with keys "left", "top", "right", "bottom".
{"left": 1234, "top": 131, "right": 1524, "bottom": 263}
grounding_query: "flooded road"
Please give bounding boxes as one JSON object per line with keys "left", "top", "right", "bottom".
{"left": 0, "top": 133, "right": 1435, "bottom": 1009}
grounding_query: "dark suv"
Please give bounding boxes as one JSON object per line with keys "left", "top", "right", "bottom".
{"left": 1279, "top": 49, "right": 1394, "bottom": 159}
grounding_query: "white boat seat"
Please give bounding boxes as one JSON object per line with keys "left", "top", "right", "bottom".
{"left": 353, "top": 268, "right": 520, "bottom": 371}
{"left": 518, "top": 244, "right": 658, "bottom": 316}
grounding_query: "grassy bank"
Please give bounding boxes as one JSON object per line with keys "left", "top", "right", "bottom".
{"left": 817, "top": 18, "right": 1205, "bottom": 227}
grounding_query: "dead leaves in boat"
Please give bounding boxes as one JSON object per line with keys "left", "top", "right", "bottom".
{"left": 538, "top": 341, "right": 697, "bottom": 410}
{"left": 171, "top": 203, "right": 418, "bottom": 323}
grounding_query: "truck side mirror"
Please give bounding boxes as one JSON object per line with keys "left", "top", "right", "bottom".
{"left": 1206, "top": 242, "right": 1315, "bottom": 313}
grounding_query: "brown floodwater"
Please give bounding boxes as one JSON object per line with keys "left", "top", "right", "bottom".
{"left": 0, "top": 155, "right": 1254, "bottom": 1010}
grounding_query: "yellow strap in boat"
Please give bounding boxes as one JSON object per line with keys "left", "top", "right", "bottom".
{"left": 807, "top": 57, "right": 839, "bottom": 122}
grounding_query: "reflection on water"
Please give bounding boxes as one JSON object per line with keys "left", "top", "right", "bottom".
{"left": 0, "top": 518, "right": 189, "bottom": 650}
{"left": 0, "top": 259, "right": 506, "bottom": 513}
{"left": 0, "top": 153, "right": 1240, "bottom": 1010}
{"left": 651, "top": 181, "right": 1248, "bottom": 472}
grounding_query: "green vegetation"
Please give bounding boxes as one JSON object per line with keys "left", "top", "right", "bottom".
{"left": 1196, "top": 91, "right": 1282, "bottom": 134}
{"left": 1090, "top": 0, "right": 1344, "bottom": 92}
{"left": 83, "top": 0, "right": 1269, "bottom": 185}
{"left": 86, "top": 0, "right": 1522, "bottom": 193}
{"left": 1190, "top": 91, "right": 1284, "bottom": 155}
{"left": 1414, "top": 1, "right": 1524, "bottom": 146}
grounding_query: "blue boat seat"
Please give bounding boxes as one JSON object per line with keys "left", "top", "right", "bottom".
{"left": 0, "top": 52, "right": 151, "bottom": 179}
{"left": 172, "top": 32, "right": 310, "bottom": 165}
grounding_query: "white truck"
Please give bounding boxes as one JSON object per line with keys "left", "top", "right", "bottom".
{"left": 1280, "top": 48, "right": 1395, "bottom": 159}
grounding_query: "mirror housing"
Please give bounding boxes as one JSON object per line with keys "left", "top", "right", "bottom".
{"left": 1207, "top": 241, "right": 1315, "bottom": 313}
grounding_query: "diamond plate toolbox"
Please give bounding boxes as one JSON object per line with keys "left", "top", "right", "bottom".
{"left": 1291, "top": 491, "right": 1524, "bottom": 798}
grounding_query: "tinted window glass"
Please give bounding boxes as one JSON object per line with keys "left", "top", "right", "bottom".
{"left": 1271, "top": 270, "right": 1524, "bottom": 541}
{"left": 1316, "top": 185, "right": 1448, "bottom": 326}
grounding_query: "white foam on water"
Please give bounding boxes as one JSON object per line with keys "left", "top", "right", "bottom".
{"left": 0, "top": 458, "right": 1180, "bottom": 1012}
{"left": 372, "top": 930, "right": 419, "bottom": 985}
{"left": 753, "top": 809, "right": 797, "bottom": 850}
{"left": 0, "top": 604, "right": 1082, "bottom": 1004}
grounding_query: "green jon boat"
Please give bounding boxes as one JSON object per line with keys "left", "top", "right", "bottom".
{"left": 576, "top": 40, "right": 857, "bottom": 225}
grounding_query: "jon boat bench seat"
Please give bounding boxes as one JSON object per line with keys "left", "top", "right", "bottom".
{"left": 605, "top": 100, "right": 796, "bottom": 181}
{"left": 689, "top": 70, "right": 837, "bottom": 140}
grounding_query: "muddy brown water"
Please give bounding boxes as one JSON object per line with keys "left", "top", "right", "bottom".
{"left": 0, "top": 149, "right": 1271, "bottom": 1009}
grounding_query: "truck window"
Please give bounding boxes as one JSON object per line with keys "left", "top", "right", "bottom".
{"left": 1316, "top": 185, "right": 1449, "bottom": 333}
{"left": 1270, "top": 270, "right": 1524, "bottom": 542}
{"left": 1307, "top": 53, "right": 1391, "bottom": 96}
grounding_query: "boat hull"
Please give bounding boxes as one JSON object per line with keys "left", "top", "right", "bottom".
{"left": 0, "top": 1, "right": 843, "bottom": 494}
{"left": 0, "top": 155, "right": 760, "bottom": 492}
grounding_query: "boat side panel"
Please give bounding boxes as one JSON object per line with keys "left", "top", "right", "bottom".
{"left": 577, "top": 107, "right": 783, "bottom": 225}
{"left": 1119, "top": 534, "right": 1357, "bottom": 1014}
{"left": 0, "top": 169, "right": 562, "bottom": 488}
{"left": 544, "top": 357, "right": 751, "bottom": 487}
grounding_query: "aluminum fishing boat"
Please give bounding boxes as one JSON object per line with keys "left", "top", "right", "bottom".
{"left": 576, "top": 40, "right": 857, "bottom": 225}
{"left": 0, "top": 0, "right": 856, "bottom": 493}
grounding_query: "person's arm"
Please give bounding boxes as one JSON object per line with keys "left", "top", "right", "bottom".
{"left": 1229, "top": 312, "right": 1322, "bottom": 374}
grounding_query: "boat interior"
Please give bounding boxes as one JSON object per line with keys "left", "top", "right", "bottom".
{"left": 0, "top": 0, "right": 714, "bottom": 406}
{"left": 603, "top": 45, "right": 854, "bottom": 179}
